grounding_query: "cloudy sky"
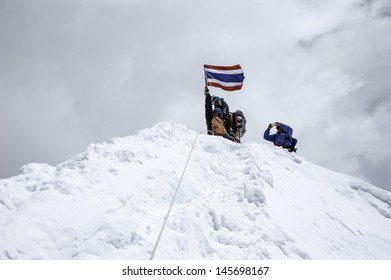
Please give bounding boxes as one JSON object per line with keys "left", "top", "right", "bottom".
{"left": 1, "top": 0, "right": 391, "bottom": 192}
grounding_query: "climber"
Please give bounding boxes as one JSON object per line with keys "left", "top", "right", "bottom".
{"left": 263, "top": 122, "right": 297, "bottom": 152}
{"left": 211, "top": 108, "right": 237, "bottom": 141}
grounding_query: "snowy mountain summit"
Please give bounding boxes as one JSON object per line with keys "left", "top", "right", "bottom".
{"left": 1, "top": 121, "right": 391, "bottom": 260}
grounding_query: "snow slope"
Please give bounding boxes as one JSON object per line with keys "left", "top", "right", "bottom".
{"left": 1, "top": 121, "right": 391, "bottom": 260}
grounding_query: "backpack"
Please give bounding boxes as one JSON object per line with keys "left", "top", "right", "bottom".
{"left": 212, "top": 96, "right": 230, "bottom": 117}
{"left": 229, "top": 110, "right": 247, "bottom": 139}
{"left": 289, "top": 138, "right": 298, "bottom": 152}
{"left": 275, "top": 131, "right": 298, "bottom": 152}
{"left": 284, "top": 134, "right": 298, "bottom": 152}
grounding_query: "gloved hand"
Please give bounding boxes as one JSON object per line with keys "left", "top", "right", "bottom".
{"left": 204, "top": 87, "right": 209, "bottom": 95}
{"left": 268, "top": 123, "right": 274, "bottom": 129}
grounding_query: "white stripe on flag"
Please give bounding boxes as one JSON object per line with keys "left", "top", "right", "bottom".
{"left": 206, "top": 79, "right": 243, "bottom": 87}
{"left": 204, "top": 68, "right": 243, "bottom": 75}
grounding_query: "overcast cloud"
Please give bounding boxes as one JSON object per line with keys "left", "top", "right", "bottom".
{"left": 1, "top": 0, "right": 391, "bottom": 191}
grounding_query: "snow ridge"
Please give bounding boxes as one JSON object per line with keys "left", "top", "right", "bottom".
{"left": 0, "top": 121, "right": 391, "bottom": 259}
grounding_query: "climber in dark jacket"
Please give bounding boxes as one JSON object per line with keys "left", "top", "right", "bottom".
{"left": 263, "top": 122, "right": 294, "bottom": 149}
{"left": 211, "top": 95, "right": 231, "bottom": 133}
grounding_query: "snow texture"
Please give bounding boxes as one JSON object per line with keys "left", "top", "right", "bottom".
{"left": 1, "top": 121, "right": 391, "bottom": 259}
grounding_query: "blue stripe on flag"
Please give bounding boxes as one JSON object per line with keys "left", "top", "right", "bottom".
{"left": 205, "top": 71, "right": 244, "bottom": 84}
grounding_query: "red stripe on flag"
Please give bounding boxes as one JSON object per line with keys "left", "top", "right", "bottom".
{"left": 204, "top": 64, "right": 242, "bottom": 71}
{"left": 207, "top": 82, "right": 243, "bottom": 91}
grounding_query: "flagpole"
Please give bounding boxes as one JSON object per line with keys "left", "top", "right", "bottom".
{"left": 203, "top": 65, "right": 213, "bottom": 135}
{"left": 203, "top": 65, "right": 208, "bottom": 89}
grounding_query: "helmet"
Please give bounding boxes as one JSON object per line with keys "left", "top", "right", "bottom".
{"left": 211, "top": 96, "right": 223, "bottom": 107}
{"left": 213, "top": 108, "right": 223, "bottom": 118}
{"left": 234, "top": 110, "right": 244, "bottom": 117}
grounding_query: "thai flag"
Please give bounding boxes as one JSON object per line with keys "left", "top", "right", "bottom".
{"left": 204, "top": 64, "right": 245, "bottom": 91}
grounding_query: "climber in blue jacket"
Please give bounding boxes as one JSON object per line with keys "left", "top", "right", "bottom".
{"left": 264, "top": 122, "right": 297, "bottom": 152}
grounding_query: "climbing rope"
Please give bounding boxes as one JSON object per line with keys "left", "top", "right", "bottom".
{"left": 149, "top": 130, "right": 212, "bottom": 260}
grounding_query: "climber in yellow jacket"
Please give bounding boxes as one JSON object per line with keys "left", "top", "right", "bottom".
{"left": 211, "top": 108, "right": 237, "bottom": 142}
